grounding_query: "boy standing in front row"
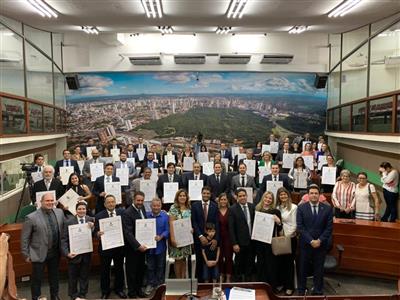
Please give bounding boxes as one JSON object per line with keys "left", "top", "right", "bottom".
{"left": 202, "top": 223, "right": 220, "bottom": 283}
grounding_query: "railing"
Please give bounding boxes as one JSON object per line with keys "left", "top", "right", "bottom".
{"left": 0, "top": 92, "right": 67, "bottom": 137}
{"left": 326, "top": 90, "right": 400, "bottom": 135}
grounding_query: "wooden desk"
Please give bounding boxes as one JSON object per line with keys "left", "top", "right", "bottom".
{"left": 333, "top": 219, "right": 400, "bottom": 279}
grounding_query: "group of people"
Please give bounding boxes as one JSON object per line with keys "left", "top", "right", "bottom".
{"left": 20, "top": 133, "right": 399, "bottom": 300}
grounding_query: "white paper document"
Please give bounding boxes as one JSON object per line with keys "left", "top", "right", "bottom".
{"left": 60, "top": 166, "right": 74, "bottom": 185}
{"left": 231, "top": 147, "right": 239, "bottom": 159}
{"left": 140, "top": 180, "right": 156, "bottom": 201}
{"left": 105, "top": 182, "right": 122, "bottom": 204}
{"left": 35, "top": 190, "right": 56, "bottom": 208}
{"left": 127, "top": 157, "right": 135, "bottom": 165}
{"left": 282, "top": 153, "right": 296, "bottom": 169}
{"left": 261, "top": 144, "right": 270, "bottom": 154}
{"left": 137, "top": 148, "right": 146, "bottom": 161}
{"left": 31, "top": 172, "right": 43, "bottom": 183}
{"left": 243, "top": 159, "right": 256, "bottom": 177}
{"left": 188, "top": 180, "right": 203, "bottom": 200}
{"left": 229, "top": 287, "right": 256, "bottom": 300}
{"left": 86, "top": 146, "right": 97, "bottom": 160}
{"left": 116, "top": 168, "right": 129, "bottom": 186}
{"left": 150, "top": 168, "right": 159, "bottom": 182}
{"left": 58, "top": 188, "right": 80, "bottom": 215}
{"left": 237, "top": 153, "right": 246, "bottom": 162}
{"left": 251, "top": 211, "right": 275, "bottom": 244}
{"left": 321, "top": 167, "right": 337, "bottom": 185}
{"left": 202, "top": 162, "right": 214, "bottom": 176}
{"left": 99, "top": 215, "right": 124, "bottom": 250}
{"left": 197, "top": 152, "right": 209, "bottom": 164}
{"left": 294, "top": 172, "right": 308, "bottom": 189}
{"left": 183, "top": 157, "right": 194, "bottom": 171}
{"left": 318, "top": 155, "right": 327, "bottom": 170}
{"left": 110, "top": 148, "right": 120, "bottom": 162}
{"left": 269, "top": 142, "right": 279, "bottom": 154}
{"left": 258, "top": 166, "right": 271, "bottom": 184}
{"left": 90, "top": 163, "right": 104, "bottom": 182}
{"left": 221, "top": 158, "right": 229, "bottom": 171}
{"left": 266, "top": 180, "right": 283, "bottom": 200}
{"left": 164, "top": 155, "right": 176, "bottom": 169}
{"left": 164, "top": 182, "right": 179, "bottom": 203}
{"left": 68, "top": 223, "right": 93, "bottom": 255}
{"left": 302, "top": 155, "right": 314, "bottom": 170}
{"left": 135, "top": 218, "right": 156, "bottom": 249}
{"left": 173, "top": 218, "right": 194, "bottom": 248}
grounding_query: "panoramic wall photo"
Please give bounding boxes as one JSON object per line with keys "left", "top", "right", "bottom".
{"left": 66, "top": 71, "right": 327, "bottom": 148}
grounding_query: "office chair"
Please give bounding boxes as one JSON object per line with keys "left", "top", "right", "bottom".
{"left": 324, "top": 244, "right": 344, "bottom": 293}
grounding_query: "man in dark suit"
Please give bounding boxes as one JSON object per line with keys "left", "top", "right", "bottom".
{"left": 122, "top": 191, "right": 148, "bottom": 298}
{"left": 126, "top": 143, "right": 139, "bottom": 162}
{"left": 255, "top": 163, "right": 291, "bottom": 205}
{"left": 135, "top": 136, "right": 148, "bottom": 153}
{"left": 92, "top": 163, "right": 120, "bottom": 213}
{"left": 140, "top": 151, "right": 160, "bottom": 175}
{"left": 162, "top": 143, "right": 179, "bottom": 170}
{"left": 297, "top": 184, "right": 333, "bottom": 296}
{"left": 220, "top": 143, "right": 232, "bottom": 163}
{"left": 82, "top": 138, "right": 97, "bottom": 157}
{"left": 231, "top": 163, "right": 257, "bottom": 200}
{"left": 191, "top": 186, "right": 219, "bottom": 282}
{"left": 21, "top": 192, "right": 65, "bottom": 300}
{"left": 150, "top": 144, "right": 162, "bottom": 165}
{"left": 95, "top": 195, "right": 127, "bottom": 299}
{"left": 31, "top": 165, "right": 65, "bottom": 204}
{"left": 275, "top": 142, "right": 292, "bottom": 173}
{"left": 156, "top": 162, "right": 182, "bottom": 199}
{"left": 54, "top": 149, "right": 80, "bottom": 178}
{"left": 108, "top": 138, "right": 122, "bottom": 152}
{"left": 206, "top": 162, "right": 230, "bottom": 201}
{"left": 232, "top": 146, "right": 246, "bottom": 172}
{"left": 182, "top": 161, "right": 208, "bottom": 190}
{"left": 228, "top": 188, "right": 255, "bottom": 282}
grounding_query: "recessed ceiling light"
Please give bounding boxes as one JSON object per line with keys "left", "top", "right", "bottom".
{"left": 82, "top": 26, "right": 99, "bottom": 35}
{"left": 141, "top": 0, "right": 163, "bottom": 18}
{"left": 216, "top": 27, "right": 232, "bottom": 35}
{"left": 288, "top": 26, "right": 308, "bottom": 34}
{"left": 26, "top": 0, "right": 58, "bottom": 18}
{"left": 328, "top": 0, "right": 363, "bottom": 18}
{"left": 158, "top": 26, "right": 173, "bottom": 34}
{"left": 227, "top": 0, "right": 249, "bottom": 19}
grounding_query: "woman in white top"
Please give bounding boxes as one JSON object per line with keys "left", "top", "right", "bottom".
{"left": 276, "top": 187, "right": 297, "bottom": 296}
{"left": 332, "top": 169, "right": 356, "bottom": 219}
{"left": 379, "top": 162, "right": 399, "bottom": 222}
{"left": 288, "top": 156, "right": 311, "bottom": 192}
{"left": 354, "top": 172, "right": 380, "bottom": 221}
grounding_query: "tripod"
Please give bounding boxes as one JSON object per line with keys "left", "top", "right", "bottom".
{"left": 14, "top": 172, "right": 33, "bottom": 223}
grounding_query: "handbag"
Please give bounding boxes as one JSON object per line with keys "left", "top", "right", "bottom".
{"left": 271, "top": 228, "right": 292, "bottom": 256}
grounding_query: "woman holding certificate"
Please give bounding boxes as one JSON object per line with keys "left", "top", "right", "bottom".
{"left": 254, "top": 191, "right": 283, "bottom": 291}
{"left": 67, "top": 173, "right": 92, "bottom": 202}
{"left": 319, "top": 155, "right": 342, "bottom": 193}
{"left": 288, "top": 157, "right": 311, "bottom": 192}
{"left": 168, "top": 189, "right": 192, "bottom": 278}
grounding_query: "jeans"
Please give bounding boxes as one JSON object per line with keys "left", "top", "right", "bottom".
{"left": 146, "top": 252, "right": 166, "bottom": 288}
{"left": 202, "top": 264, "right": 219, "bottom": 281}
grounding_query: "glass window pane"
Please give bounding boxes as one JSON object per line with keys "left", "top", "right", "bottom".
{"left": 52, "top": 33, "right": 63, "bottom": 69}
{"left": 24, "top": 25, "right": 52, "bottom": 57}
{"left": 329, "top": 34, "right": 341, "bottom": 70}
{"left": 0, "top": 15, "right": 22, "bottom": 35}
{"left": 371, "top": 12, "right": 400, "bottom": 36}
{"left": 397, "top": 95, "right": 400, "bottom": 133}
{"left": 341, "top": 106, "right": 350, "bottom": 131}
{"left": 333, "top": 108, "right": 340, "bottom": 131}
{"left": 369, "top": 22, "right": 400, "bottom": 96}
{"left": 368, "top": 97, "right": 393, "bottom": 132}
{"left": 26, "top": 42, "right": 54, "bottom": 104}
{"left": 29, "top": 103, "right": 43, "bottom": 133}
{"left": 352, "top": 102, "right": 366, "bottom": 131}
{"left": 1, "top": 97, "right": 26, "bottom": 134}
{"left": 341, "top": 44, "right": 368, "bottom": 104}
{"left": 54, "top": 66, "right": 66, "bottom": 109}
{"left": 0, "top": 24, "right": 25, "bottom": 96}
{"left": 43, "top": 106, "right": 54, "bottom": 132}
{"left": 328, "top": 66, "right": 340, "bottom": 108}
{"left": 342, "top": 26, "right": 369, "bottom": 57}
{"left": 0, "top": 154, "right": 34, "bottom": 196}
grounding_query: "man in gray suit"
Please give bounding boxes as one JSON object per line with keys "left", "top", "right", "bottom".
{"left": 21, "top": 192, "right": 65, "bottom": 300}
{"left": 82, "top": 148, "right": 106, "bottom": 186}
{"left": 231, "top": 162, "right": 257, "bottom": 202}
{"left": 114, "top": 152, "right": 136, "bottom": 205}
{"left": 130, "top": 167, "right": 154, "bottom": 209}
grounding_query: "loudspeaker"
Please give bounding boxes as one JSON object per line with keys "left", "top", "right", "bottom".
{"left": 314, "top": 73, "right": 328, "bottom": 89}
{"left": 66, "top": 75, "right": 80, "bottom": 90}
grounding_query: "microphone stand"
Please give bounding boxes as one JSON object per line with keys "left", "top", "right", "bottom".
{"left": 186, "top": 254, "right": 199, "bottom": 300}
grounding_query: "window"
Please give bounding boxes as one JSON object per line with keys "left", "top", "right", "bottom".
{"left": 329, "top": 34, "right": 341, "bottom": 70}
{"left": 52, "top": 33, "right": 63, "bottom": 70}
{"left": 0, "top": 154, "right": 33, "bottom": 195}
{"left": 340, "top": 106, "right": 351, "bottom": 131}
{"left": 43, "top": 106, "right": 54, "bottom": 132}
{"left": 1, "top": 97, "right": 26, "bottom": 134}
{"left": 54, "top": 65, "right": 66, "bottom": 109}
{"left": 24, "top": 25, "right": 52, "bottom": 57}
{"left": 328, "top": 67, "right": 340, "bottom": 108}
{"left": 352, "top": 102, "right": 366, "bottom": 132}
{"left": 29, "top": 103, "right": 43, "bottom": 133}
{"left": 368, "top": 97, "right": 393, "bottom": 133}
{"left": 342, "top": 25, "right": 369, "bottom": 57}
{"left": 332, "top": 108, "right": 340, "bottom": 131}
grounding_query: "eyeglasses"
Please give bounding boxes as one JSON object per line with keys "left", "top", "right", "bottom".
{"left": 358, "top": 177, "right": 367, "bottom": 180}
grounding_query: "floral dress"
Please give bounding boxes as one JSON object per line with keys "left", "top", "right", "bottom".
{"left": 168, "top": 205, "right": 192, "bottom": 259}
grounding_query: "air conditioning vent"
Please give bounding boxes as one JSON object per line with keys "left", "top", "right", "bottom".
{"left": 219, "top": 55, "right": 251, "bottom": 64}
{"left": 260, "top": 54, "right": 294, "bottom": 64}
{"left": 174, "top": 55, "right": 206, "bottom": 64}
{"left": 129, "top": 56, "right": 162, "bottom": 65}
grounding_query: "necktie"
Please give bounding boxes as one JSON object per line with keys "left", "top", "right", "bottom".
{"left": 169, "top": 175, "right": 173, "bottom": 182}
{"left": 216, "top": 175, "right": 220, "bottom": 183}
{"left": 110, "top": 211, "right": 114, "bottom": 217}
{"left": 106, "top": 176, "right": 111, "bottom": 183}
{"left": 139, "top": 208, "right": 145, "bottom": 219}
{"left": 241, "top": 176, "right": 245, "bottom": 187}
{"left": 222, "top": 150, "right": 225, "bottom": 157}
{"left": 242, "top": 205, "right": 251, "bottom": 234}
{"left": 203, "top": 202, "right": 208, "bottom": 221}
{"left": 195, "top": 175, "right": 198, "bottom": 180}
{"left": 65, "top": 160, "right": 69, "bottom": 166}
{"left": 38, "top": 166, "right": 41, "bottom": 172}
{"left": 312, "top": 205, "right": 318, "bottom": 223}
{"left": 80, "top": 218, "right": 84, "bottom": 224}
{"left": 45, "top": 180, "right": 50, "bottom": 190}
{"left": 274, "top": 175, "right": 277, "bottom": 181}
{"left": 93, "top": 159, "right": 97, "bottom": 163}
{"left": 46, "top": 211, "right": 58, "bottom": 249}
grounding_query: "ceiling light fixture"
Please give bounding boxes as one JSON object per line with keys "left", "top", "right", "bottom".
{"left": 26, "top": 0, "right": 58, "bottom": 18}
{"left": 141, "top": 0, "right": 163, "bottom": 18}
{"left": 288, "top": 25, "right": 308, "bottom": 34}
{"left": 158, "top": 26, "right": 173, "bottom": 34}
{"left": 328, "top": 0, "right": 362, "bottom": 18}
{"left": 82, "top": 26, "right": 99, "bottom": 35}
{"left": 216, "top": 26, "right": 232, "bottom": 34}
{"left": 227, "top": 0, "right": 248, "bottom": 19}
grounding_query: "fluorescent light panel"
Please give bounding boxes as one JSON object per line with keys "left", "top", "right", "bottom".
{"left": 227, "top": 0, "right": 248, "bottom": 19}
{"left": 82, "top": 26, "right": 99, "bottom": 35}
{"left": 26, "top": 0, "right": 57, "bottom": 18}
{"left": 142, "top": 0, "right": 163, "bottom": 18}
{"left": 158, "top": 26, "right": 173, "bottom": 34}
{"left": 216, "top": 27, "right": 232, "bottom": 34}
{"left": 328, "top": 0, "right": 362, "bottom": 18}
{"left": 288, "top": 25, "right": 308, "bottom": 34}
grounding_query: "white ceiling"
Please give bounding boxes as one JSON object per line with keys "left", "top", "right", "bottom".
{"left": 0, "top": 0, "right": 399, "bottom": 34}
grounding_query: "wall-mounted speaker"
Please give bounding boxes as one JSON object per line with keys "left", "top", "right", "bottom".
{"left": 314, "top": 73, "right": 328, "bottom": 89}
{"left": 66, "top": 75, "right": 80, "bottom": 90}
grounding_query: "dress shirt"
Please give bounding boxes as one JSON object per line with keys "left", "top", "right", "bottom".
{"left": 120, "top": 161, "right": 127, "bottom": 168}
{"left": 241, "top": 204, "right": 251, "bottom": 234}
{"left": 194, "top": 173, "right": 201, "bottom": 180}
{"left": 107, "top": 209, "right": 116, "bottom": 217}
{"left": 64, "top": 160, "right": 71, "bottom": 167}
{"left": 45, "top": 179, "right": 52, "bottom": 190}
{"left": 147, "top": 160, "right": 154, "bottom": 169}
{"left": 168, "top": 174, "right": 174, "bottom": 182}
{"left": 273, "top": 175, "right": 279, "bottom": 181}
{"left": 104, "top": 175, "right": 112, "bottom": 183}
{"left": 240, "top": 174, "right": 247, "bottom": 187}
{"left": 77, "top": 216, "right": 86, "bottom": 224}
{"left": 215, "top": 174, "right": 220, "bottom": 183}
{"left": 133, "top": 204, "right": 145, "bottom": 219}
{"left": 146, "top": 210, "right": 169, "bottom": 255}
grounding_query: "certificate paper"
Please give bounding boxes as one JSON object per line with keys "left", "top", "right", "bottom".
{"left": 90, "top": 163, "right": 104, "bottom": 182}
{"left": 173, "top": 218, "right": 194, "bottom": 248}
{"left": 251, "top": 211, "right": 275, "bottom": 244}
{"left": 188, "top": 180, "right": 203, "bottom": 200}
{"left": 58, "top": 188, "right": 80, "bottom": 215}
{"left": 266, "top": 180, "right": 283, "bottom": 201}
{"left": 105, "top": 182, "right": 122, "bottom": 204}
{"left": 86, "top": 146, "right": 97, "bottom": 160}
{"left": 282, "top": 153, "right": 296, "bottom": 169}
{"left": 135, "top": 219, "right": 156, "bottom": 249}
{"left": 202, "top": 162, "right": 214, "bottom": 176}
{"left": 221, "top": 158, "right": 229, "bottom": 171}
{"left": 60, "top": 166, "right": 74, "bottom": 185}
{"left": 244, "top": 159, "right": 256, "bottom": 177}
{"left": 321, "top": 167, "right": 337, "bottom": 185}
{"left": 68, "top": 223, "right": 93, "bottom": 255}
{"left": 150, "top": 168, "right": 159, "bottom": 182}
{"left": 31, "top": 172, "right": 43, "bottom": 183}
{"left": 116, "top": 168, "right": 129, "bottom": 186}
{"left": 35, "top": 190, "right": 56, "bottom": 208}
{"left": 302, "top": 155, "right": 314, "bottom": 170}
{"left": 140, "top": 180, "right": 156, "bottom": 202}
{"left": 164, "top": 155, "right": 176, "bottom": 169}
{"left": 127, "top": 157, "right": 135, "bottom": 165}
{"left": 183, "top": 157, "right": 194, "bottom": 171}
{"left": 164, "top": 182, "right": 179, "bottom": 203}
{"left": 237, "top": 153, "right": 246, "bottom": 162}
{"left": 137, "top": 148, "right": 146, "bottom": 161}
{"left": 261, "top": 144, "right": 270, "bottom": 154}
{"left": 99, "top": 216, "right": 124, "bottom": 250}
{"left": 258, "top": 166, "right": 271, "bottom": 184}
{"left": 197, "top": 152, "right": 209, "bottom": 164}
{"left": 318, "top": 155, "right": 327, "bottom": 170}
{"left": 110, "top": 148, "right": 120, "bottom": 162}
{"left": 231, "top": 147, "right": 239, "bottom": 159}
{"left": 269, "top": 142, "right": 279, "bottom": 154}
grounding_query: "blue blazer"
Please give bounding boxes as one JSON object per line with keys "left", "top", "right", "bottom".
{"left": 191, "top": 200, "right": 220, "bottom": 244}
{"left": 296, "top": 202, "right": 333, "bottom": 249}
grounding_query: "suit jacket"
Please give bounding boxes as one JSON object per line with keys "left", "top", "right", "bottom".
{"left": 206, "top": 173, "right": 230, "bottom": 201}
{"left": 191, "top": 201, "right": 220, "bottom": 244}
{"left": 220, "top": 149, "right": 232, "bottom": 162}
{"left": 54, "top": 159, "right": 80, "bottom": 178}
{"left": 228, "top": 202, "right": 255, "bottom": 247}
{"left": 31, "top": 178, "right": 65, "bottom": 203}
{"left": 255, "top": 173, "right": 291, "bottom": 205}
{"left": 156, "top": 173, "right": 182, "bottom": 199}
{"left": 82, "top": 157, "right": 106, "bottom": 179}
{"left": 113, "top": 160, "right": 136, "bottom": 183}
{"left": 122, "top": 205, "right": 147, "bottom": 251}
{"left": 94, "top": 207, "right": 125, "bottom": 254}
{"left": 296, "top": 202, "right": 333, "bottom": 249}
{"left": 135, "top": 144, "right": 148, "bottom": 153}
{"left": 126, "top": 151, "right": 139, "bottom": 162}
{"left": 275, "top": 150, "right": 292, "bottom": 164}
{"left": 182, "top": 172, "right": 208, "bottom": 190}
{"left": 61, "top": 215, "right": 95, "bottom": 263}
{"left": 162, "top": 151, "right": 179, "bottom": 168}
{"left": 93, "top": 175, "right": 120, "bottom": 211}
{"left": 108, "top": 145, "right": 122, "bottom": 152}
{"left": 231, "top": 174, "right": 257, "bottom": 198}
{"left": 21, "top": 208, "right": 65, "bottom": 262}
{"left": 140, "top": 160, "right": 161, "bottom": 175}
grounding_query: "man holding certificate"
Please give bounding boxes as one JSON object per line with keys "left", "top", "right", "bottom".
{"left": 92, "top": 163, "right": 120, "bottom": 213}
{"left": 31, "top": 165, "right": 65, "bottom": 204}
{"left": 156, "top": 162, "right": 182, "bottom": 201}
{"left": 94, "top": 195, "right": 127, "bottom": 299}
{"left": 256, "top": 163, "right": 291, "bottom": 205}
{"left": 54, "top": 149, "right": 80, "bottom": 179}
{"left": 182, "top": 161, "right": 208, "bottom": 190}
{"left": 122, "top": 191, "right": 148, "bottom": 298}
{"left": 114, "top": 152, "right": 136, "bottom": 204}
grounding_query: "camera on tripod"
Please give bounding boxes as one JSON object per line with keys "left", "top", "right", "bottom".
{"left": 20, "top": 163, "right": 38, "bottom": 174}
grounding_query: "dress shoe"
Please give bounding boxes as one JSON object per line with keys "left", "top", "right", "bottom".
{"left": 115, "top": 291, "right": 127, "bottom": 299}
{"left": 101, "top": 292, "right": 110, "bottom": 299}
